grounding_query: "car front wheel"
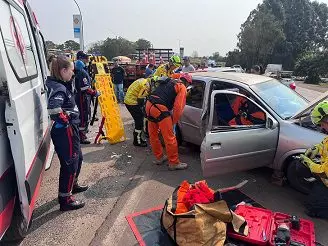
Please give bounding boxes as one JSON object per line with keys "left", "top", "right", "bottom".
{"left": 286, "top": 158, "right": 314, "bottom": 195}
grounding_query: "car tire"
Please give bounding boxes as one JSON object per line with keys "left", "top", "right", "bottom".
{"left": 286, "top": 159, "right": 313, "bottom": 195}
{"left": 2, "top": 197, "right": 31, "bottom": 243}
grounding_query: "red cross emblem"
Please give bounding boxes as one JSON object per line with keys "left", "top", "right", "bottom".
{"left": 10, "top": 16, "right": 27, "bottom": 64}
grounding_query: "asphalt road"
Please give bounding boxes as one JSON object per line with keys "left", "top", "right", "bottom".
{"left": 18, "top": 87, "right": 328, "bottom": 246}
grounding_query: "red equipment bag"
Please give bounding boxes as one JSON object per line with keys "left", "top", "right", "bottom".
{"left": 228, "top": 205, "right": 316, "bottom": 246}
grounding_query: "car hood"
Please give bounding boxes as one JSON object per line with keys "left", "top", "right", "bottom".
{"left": 291, "top": 90, "right": 328, "bottom": 119}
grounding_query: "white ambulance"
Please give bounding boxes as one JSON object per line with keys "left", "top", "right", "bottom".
{"left": 0, "top": 0, "right": 52, "bottom": 241}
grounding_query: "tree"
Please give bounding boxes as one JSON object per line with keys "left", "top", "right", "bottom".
{"left": 45, "top": 41, "right": 57, "bottom": 50}
{"left": 295, "top": 51, "right": 328, "bottom": 84}
{"left": 64, "top": 40, "right": 80, "bottom": 51}
{"left": 209, "top": 52, "right": 225, "bottom": 62}
{"left": 225, "top": 49, "right": 242, "bottom": 67}
{"left": 191, "top": 51, "right": 199, "bottom": 58}
{"left": 227, "top": 0, "right": 328, "bottom": 70}
{"left": 237, "top": 8, "right": 285, "bottom": 69}
{"left": 88, "top": 37, "right": 137, "bottom": 60}
{"left": 135, "top": 39, "right": 152, "bottom": 50}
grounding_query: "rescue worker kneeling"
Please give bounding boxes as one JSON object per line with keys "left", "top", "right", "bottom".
{"left": 47, "top": 56, "right": 88, "bottom": 211}
{"left": 124, "top": 77, "right": 152, "bottom": 147}
{"left": 145, "top": 76, "right": 188, "bottom": 170}
{"left": 299, "top": 101, "right": 328, "bottom": 219}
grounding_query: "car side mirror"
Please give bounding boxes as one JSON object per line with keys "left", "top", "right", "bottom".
{"left": 267, "top": 117, "right": 278, "bottom": 130}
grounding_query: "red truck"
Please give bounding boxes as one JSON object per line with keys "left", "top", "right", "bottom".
{"left": 109, "top": 48, "right": 174, "bottom": 89}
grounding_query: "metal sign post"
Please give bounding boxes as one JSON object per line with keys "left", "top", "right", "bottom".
{"left": 73, "top": 14, "right": 83, "bottom": 50}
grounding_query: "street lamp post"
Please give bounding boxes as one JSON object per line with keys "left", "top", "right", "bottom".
{"left": 73, "top": 0, "right": 84, "bottom": 50}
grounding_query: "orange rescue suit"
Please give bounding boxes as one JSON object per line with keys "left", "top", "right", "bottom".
{"left": 229, "top": 96, "right": 265, "bottom": 125}
{"left": 145, "top": 78, "right": 186, "bottom": 165}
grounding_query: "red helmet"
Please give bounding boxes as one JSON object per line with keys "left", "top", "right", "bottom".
{"left": 171, "top": 73, "right": 192, "bottom": 84}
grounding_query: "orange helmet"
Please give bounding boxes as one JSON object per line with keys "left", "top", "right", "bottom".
{"left": 171, "top": 73, "right": 192, "bottom": 84}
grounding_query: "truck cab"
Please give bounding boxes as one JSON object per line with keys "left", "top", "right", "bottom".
{"left": 0, "top": 0, "right": 51, "bottom": 241}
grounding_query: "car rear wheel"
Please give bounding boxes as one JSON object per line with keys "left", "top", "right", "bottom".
{"left": 2, "top": 197, "right": 31, "bottom": 243}
{"left": 286, "top": 159, "right": 313, "bottom": 195}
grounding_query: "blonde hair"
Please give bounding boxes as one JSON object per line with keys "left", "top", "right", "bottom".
{"left": 49, "top": 55, "right": 72, "bottom": 81}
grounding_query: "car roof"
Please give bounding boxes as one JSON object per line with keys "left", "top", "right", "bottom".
{"left": 191, "top": 72, "right": 272, "bottom": 86}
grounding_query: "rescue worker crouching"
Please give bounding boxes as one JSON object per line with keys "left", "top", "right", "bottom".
{"left": 74, "top": 52, "right": 100, "bottom": 144}
{"left": 229, "top": 93, "right": 266, "bottom": 126}
{"left": 299, "top": 101, "right": 328, "bottom": 219}
{"left": 153, "top": 55, "right": 182, "bottom": 77}
{"left": 124, "top": 77, "right": 153, "bottom": 147}
{"left": 46, "top": 55, "right": 88, "bottom": 211}
{"left": 145, "top": 76, "right": 188, "bottom": 171}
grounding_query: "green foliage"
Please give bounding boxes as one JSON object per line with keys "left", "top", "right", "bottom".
{"left": 295, "top": 51, "right": 328, "bottom": 84}
{"left": 209, "top": 52, "right": 226, "bottom": 62}
{"left": 226, "top": 0, "right": 328, "bottom": 71}
{"left": 135, "top": 39, "right": 152, "bottom": 50}
{"left": 45, "top": 40, "right": 80, "bottom": 51}
{"left": 45, "top": 41, "right": 56, "bottom": 50}
{"left": 64, "top": 40, "right": 80, "bottom": 51}
{"left": 88, "top": 37, "right": 153, "bottom": 60}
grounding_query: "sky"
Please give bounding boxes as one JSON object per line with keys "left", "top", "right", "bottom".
{"left": 28, "top": 0, "right": 328, "bottom": 57}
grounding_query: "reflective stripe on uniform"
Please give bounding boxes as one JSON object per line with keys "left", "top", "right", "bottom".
{"left": 80, "top": 86, "right": 89, "bottom": 91}
{"left": 58, "top": 192, "right": 72, "bottom": 197}
{"left": 48, "top": 108, "right": 63, "bottom": 114}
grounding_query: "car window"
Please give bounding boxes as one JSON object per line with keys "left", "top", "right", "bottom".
{"left": 186, "top": 80, "right": 204, "bottom": 109}
{"left": 251, "top": 79, "right": 307, "bottom": 119}
{"left": 0, "top": 3, "right": 38, "bottom": 82}
{"left": 212, "top": 93, "right": 266, "bottom": 129}
{"left": 211, "top": 80, "right": 240, "bottom": 91}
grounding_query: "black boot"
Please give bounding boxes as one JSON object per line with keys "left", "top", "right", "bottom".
{"left": 133, "top": 130, "right": 147, "bottom": 147}
{"left": 59, "top": 196, "right": 85, "bottom": 211}
{"left": 72, "top": 183, "right": 89, "bottom": 194}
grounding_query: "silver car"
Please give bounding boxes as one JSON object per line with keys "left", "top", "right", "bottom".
{"left": 177, "top": 72, "right": 327, "bottom": 193}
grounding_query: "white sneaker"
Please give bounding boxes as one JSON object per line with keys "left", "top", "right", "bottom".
{"left": 153, "top": 155, "right": 168, "bottom": 165}
{"left": 168, "top": 162, "right": 188, "bottom": 171}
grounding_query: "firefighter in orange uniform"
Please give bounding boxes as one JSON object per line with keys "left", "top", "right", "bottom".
{"left": 145, "top": 76, "right": 188, "bottom": 171}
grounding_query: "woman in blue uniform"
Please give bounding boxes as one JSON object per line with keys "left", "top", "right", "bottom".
{"left": 46, "top": 56, "right": 88, "bottom": 211}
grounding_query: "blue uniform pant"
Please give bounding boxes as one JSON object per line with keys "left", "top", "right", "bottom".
{"left": 51, "top": 124, "right": 83, "bottom": 203}
{"left": 75, "top": 93, "right": 91, "bottom": 140}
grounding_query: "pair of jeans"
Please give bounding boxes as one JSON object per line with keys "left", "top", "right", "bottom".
{"left": 114, "top": 83, "right": 124, "bottom": 102}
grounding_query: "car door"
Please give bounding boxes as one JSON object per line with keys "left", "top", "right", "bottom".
{"left": 179, "top": 80, "right": 205, "bottom": 145}
{"left": 200, "top": 90, "right": 279, "bottom": 177}
{"left": 1, "top": 1, "right": 50, "bottom": 222}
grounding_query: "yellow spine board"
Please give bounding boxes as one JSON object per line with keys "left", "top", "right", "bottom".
{"left": 92, "top": 56, "right": 126, "bottom": 144}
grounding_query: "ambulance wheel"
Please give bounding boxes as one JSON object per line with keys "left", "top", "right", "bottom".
{"left": 287, "top": 159, "right": 313, "bottom": 195}
{"left": 2, "top": 197, "right": 31, "bottom": 242}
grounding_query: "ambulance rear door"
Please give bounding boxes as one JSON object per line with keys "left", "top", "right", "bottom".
{"left": 0, "top": 0, "right": 50, "bottom": 222}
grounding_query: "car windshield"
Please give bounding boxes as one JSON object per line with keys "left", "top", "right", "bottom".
{"left": 251, "top": 79, "right": 308, "bottom": 120}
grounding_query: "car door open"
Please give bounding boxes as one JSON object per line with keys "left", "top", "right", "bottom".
{"left": 200, "top": 90, "right": 279, "bottom": 177}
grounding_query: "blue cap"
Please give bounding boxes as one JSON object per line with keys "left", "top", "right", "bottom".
{"left": 76, "top": 51, "right": 89, "bottom": 60}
